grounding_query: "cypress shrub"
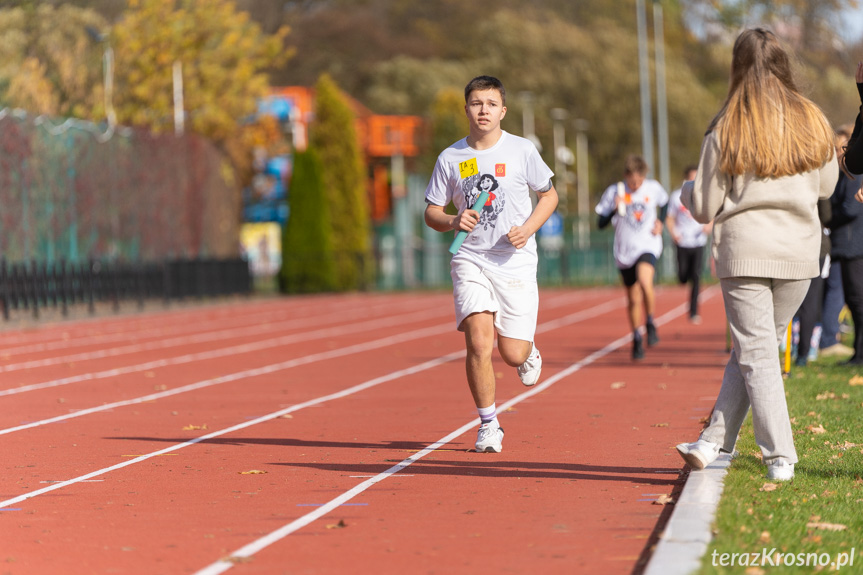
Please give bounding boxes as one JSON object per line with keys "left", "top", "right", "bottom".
{"left": 310, "top": 74, "right": 372, "bottom": 291}
{"left": 280, "top": 148, "right": 337, "bottom": 293}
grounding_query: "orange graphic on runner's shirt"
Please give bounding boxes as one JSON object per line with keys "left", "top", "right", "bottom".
{"left": 495, "top": 164, "right": 506, "bottom": 177}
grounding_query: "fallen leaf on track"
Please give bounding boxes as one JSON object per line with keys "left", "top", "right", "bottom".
{"left": 239, "top": 470, "right": 267, "bottom": 475}
{"left": 610, "top": 382, "right": 626, "bottom": 389}
{"left": 182, "top": 424, "right": 207, "bottom": 430}
{"left": 653, "top": 494, "right": 674, "bottom": 505}
{"left": 326, "top": 519, "right": 347, "bottom": 529}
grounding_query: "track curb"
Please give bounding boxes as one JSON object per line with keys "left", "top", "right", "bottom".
{"left": 643, "top": 453, "right": 733, "bottom": 575}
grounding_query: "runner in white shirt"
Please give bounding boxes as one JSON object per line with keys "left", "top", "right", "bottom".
{"left": 424, "top": 76, "right": 558, "bottom": 453}
{"left": 665, "top": 166, "right": 713, "bottom": 324}
{"left": 595, "top": 155, "right": 669, "bottom": 359}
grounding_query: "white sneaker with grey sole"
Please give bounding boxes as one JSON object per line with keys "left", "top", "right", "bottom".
{"left": 517, "top": 345, "right": 542, "bottom": 386}
{"left": 766, "top": 459, "right": 794, "bottom": 481}
{"left": 676, "top": 438, "right": 721, "bottom": 470}
{"left": 475, "top": 422, "right": 504, "bottom": 453}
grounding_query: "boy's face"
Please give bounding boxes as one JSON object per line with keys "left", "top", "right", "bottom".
{"left": 624, "top": 172, "right": 645, "bottom": 191}
{"left": 465, "top": 89, "right": 506, "bottom": 136}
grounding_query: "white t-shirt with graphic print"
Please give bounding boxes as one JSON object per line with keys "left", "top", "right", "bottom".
{"left": 595, "top": 178, "right": 669, "bottom": 269}
{"left": 667, "top": 188, "right": 708, "bottom": 248}
{"left": 425, "top": 131, "right": 554, "bottom": 279}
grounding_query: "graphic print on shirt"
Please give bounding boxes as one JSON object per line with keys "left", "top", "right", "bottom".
{"left": 622, "top": 197, "right": 651, "bottom": 230}
{"left": 462, "top": 172, "right": 505, "bottom": 231}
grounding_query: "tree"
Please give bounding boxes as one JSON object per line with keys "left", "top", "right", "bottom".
{"left": 280, "top": 148, "right": 336, "bottom": 293}
{"left": 421, "top": 87, "right": 467, "bottom": 174}
{"left": 309, "top": 74, "right": 372, "bottom": 291}
{"left": 110, "top": 0, "right": 290, "bottom": 186}
{"left": 0, "top": 4, "right": 109, "bottom": 117}
{"left": 111, "top": 0, "right": 288, "bottom": 138}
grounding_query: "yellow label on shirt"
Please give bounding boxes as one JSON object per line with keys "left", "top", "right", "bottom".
{"left": 459, "top": 158, "right": 479, "bottom": 179}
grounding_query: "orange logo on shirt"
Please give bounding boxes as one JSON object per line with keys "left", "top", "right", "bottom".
{"left": 495, "top": 164, "right": 506, "bottom": 177}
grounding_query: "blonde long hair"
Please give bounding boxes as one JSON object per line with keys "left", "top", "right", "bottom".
{"left": 710, "top": 28, "right": 834, "bottom": 178}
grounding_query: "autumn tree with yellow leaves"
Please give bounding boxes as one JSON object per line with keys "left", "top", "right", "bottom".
{"left": 111, "top": 0, "right": 291, "bottom": 185}
{"left": 0, "top": 4, "right": 109, "bottom": 118}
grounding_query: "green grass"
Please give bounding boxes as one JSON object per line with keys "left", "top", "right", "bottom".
{"left": 698, "top": 356, "right": 863, "bottom": 574}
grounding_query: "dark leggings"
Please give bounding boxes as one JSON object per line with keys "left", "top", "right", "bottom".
{"left": 796, "top": 274, "right": 825, "bottom": 361}
{"left": 840, "top": 256, "right": 863, "bottom": 361}
{"left": 676, "top": 245, "right": 704, "bottom": 317}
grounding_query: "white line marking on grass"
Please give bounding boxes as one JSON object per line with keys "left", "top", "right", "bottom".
{"left": 192, "top": 298, "right": 701, "bottom": 575}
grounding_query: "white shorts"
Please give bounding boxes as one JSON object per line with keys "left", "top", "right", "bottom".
{"left": 450, "top": 259, "right": 538, "bottom": 341}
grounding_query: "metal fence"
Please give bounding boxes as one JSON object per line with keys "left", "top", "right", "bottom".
{"left": 0, "top": 111, "right": 239, "bottom": 263}
{"left": 0, "top": 257, "right": 252, "bottom": 321}
{"left": 372, "top": 174, "right": 711, "bottom": 290}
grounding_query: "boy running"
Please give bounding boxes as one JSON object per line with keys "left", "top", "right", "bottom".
{"left": 424, "top": 75, "right": 559, "bottom": 453}
{"left": 665, "top": 165, "right": 713, "bottom": 324}
{"left": 595, "top": 155, "right": 669, "bottom": 360}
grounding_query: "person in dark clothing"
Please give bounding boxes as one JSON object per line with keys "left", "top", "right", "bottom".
{"left": 842, "top": 62, "right": 863, "bottom": 176}
{"left": 794, "top": 198, "right": 831, "bottom": 366}
{"left": 829, "top": 121, "right": 863, "bottom": 364}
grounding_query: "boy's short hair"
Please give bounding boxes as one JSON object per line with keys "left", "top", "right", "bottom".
{"left": 464, "top": 76, "right": 506, "bottom": 106}
{"left": 624, "top": 154, "right": 648, "bottom": 176}
{"left": 683, "top": 164, "right": 698, "bottom": 176}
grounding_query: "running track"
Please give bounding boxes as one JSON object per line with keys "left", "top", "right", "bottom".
{"left": 0, "top": 286, "right": 729, "bottom": 574}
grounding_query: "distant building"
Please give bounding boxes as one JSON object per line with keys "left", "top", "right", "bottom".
{"left": 252, "top": 86, "right": 424, "bottom": 222}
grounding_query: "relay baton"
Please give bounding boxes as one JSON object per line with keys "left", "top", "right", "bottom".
{"left": 448, "top": 190, "right": 489, "bottom": 254}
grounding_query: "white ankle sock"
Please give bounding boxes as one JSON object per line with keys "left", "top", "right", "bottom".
{"left": 478, "top": 403, "right": 497, "bottom": 425}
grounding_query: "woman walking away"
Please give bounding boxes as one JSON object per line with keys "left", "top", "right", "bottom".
{"left": 676, "top": 28, "right": 837, "bottom": 481}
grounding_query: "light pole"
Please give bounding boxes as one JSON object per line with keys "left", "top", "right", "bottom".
{"left": 636, "top": 0, "right": 655, "bottom": 175}
{"left": 654, "top": 0, "right": 671, "bottom": 194}
{"left": 520, "top": 91, "right": 542, "bottom": 152}
{"left": 574, "top": 119, "right": 590, "bottom": 249}
{"left": 86, "top": 26, "right": 119, "bottom": 254}
{"left": 173, "top": 60, "right": 184, "bottom": 136}
{"left": 86, "top": 27, "right": 116, "bottom": 138}
{"left": 551, "top": 108, "right": 570, "bottom": 216}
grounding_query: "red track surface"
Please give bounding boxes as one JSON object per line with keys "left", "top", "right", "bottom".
{"left": 0, "top": 286, "right": 728, "bottom": 575}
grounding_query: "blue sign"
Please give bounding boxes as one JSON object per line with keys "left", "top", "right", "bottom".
{"left": 538, "top": 211, "right": 563, "bottom": 237}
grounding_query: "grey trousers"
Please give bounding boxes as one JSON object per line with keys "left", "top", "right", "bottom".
{"left": 700, "top": 277, "right": 810, "bottom": 464}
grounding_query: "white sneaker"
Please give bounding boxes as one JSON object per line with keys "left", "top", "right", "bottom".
{"left": 676, "top": 438, "right": 721, "bottom": 470}
{"left": 767, "top": 459, "right": 795, "bottom": 481}
{"left": 475, "top": 422, "right": 504, "bottom": 453}
{"left": 517, "top": 344, "right": 542, "bottom": 386}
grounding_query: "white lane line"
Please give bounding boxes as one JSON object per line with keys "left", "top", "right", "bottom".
{"left": 192, "top": 295, "right": 714, "bottom": 575}
{"left": 0, "top": 323, "right": 453, "bottom": 437}
{"left": 0, "top": 308, "right": 447, "bottom": 397}
{"left": 0, "top": 306, "right": 446, "bottom": 374}
{"left": 0, "top": 288, "right": 605, "bottom": 356}
{"left": 0, "top": 349, "right": 466, "bottom": 508}
{"left": 0, "top": 295, "right": 626, "bottom": 496}
{"left": 0, "top": 297, "right": 423, "bottom": 357}
{"left": 192, "top": 299, "right": 697, "bottom": 575}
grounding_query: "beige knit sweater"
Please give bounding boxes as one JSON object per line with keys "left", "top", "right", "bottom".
{"left": 681, "top": 131, "right": 838, "bottom": 280}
